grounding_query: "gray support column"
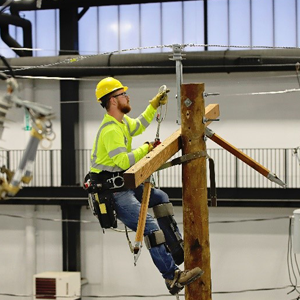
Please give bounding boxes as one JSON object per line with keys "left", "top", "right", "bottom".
{"left": 60, "top": 80, "right": 79, "bottom": 185}
{"left": 59, "top": 6, "right": 79, "bottom": 186}
{"left": 62, "top": 205, "right": 81, "bottom": 272}
{"left": 59, "top": 7, "right": 81, "bottom": 274}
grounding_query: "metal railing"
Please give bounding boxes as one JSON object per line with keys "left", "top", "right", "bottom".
{"left": 1, "top": 148, "right": 299, "bottom": 188}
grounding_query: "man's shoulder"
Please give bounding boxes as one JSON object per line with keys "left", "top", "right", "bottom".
{"left": 100, "top": 120, "right": 121, "bottom": 135}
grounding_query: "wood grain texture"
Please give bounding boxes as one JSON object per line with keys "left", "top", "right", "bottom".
{"left": 134, "top": 181, "right": 152, "bottom": 245}
{"left": 181, "top": 83, "right": 212, "bottom": 300}
{"left": 123, "top": 128, "right": 182, "bottom": 189}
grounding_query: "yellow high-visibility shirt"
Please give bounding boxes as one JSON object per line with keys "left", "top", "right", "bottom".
{"left": 90, "top": 104, "right": 156, "bottom": 173}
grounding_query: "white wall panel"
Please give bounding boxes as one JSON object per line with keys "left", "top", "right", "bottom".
{"left": 0, "top": 71, "right": 299, "bottom": 152}
{"left": 79, "top": 72, "right": 300, "bottom": 151}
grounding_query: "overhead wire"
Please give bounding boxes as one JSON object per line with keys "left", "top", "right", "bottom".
{"left": 0, "top": 43, "right": 299, "bottom": 106}
{"left": 0, "top": 42, "right": 300, "bottom": 76}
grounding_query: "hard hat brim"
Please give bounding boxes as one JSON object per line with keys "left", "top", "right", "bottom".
{"left": 97, "top": 85, "right": 128, "bottom": 103}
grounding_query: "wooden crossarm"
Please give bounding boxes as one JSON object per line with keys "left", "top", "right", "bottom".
{"left": 124, "top": 128, "right": 182, "bottom": 189}
{"left": 123, "top": 104, "right": 220, "bottom": 189}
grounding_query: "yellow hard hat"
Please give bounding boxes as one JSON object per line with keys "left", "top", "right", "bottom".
{"left": 95, "top": 77, "right": 128, "bottom": 102}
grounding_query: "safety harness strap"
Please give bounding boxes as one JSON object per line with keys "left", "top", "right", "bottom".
{"left": 208, "top": 155, "right": 217, "bottom": 207}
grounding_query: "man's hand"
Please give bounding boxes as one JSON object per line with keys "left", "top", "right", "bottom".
{"left": 144, "top": 139, "right": 161, "bottom": 153}
{"left": 149, "top": 85, "right": 170, "bottom": 109}
{"left": 153, "top": 139, "right": 161, "bottom": 148}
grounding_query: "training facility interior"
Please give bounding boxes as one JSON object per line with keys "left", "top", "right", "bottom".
{"left": 0, "top": 1, "right": 300, "bottom": 300}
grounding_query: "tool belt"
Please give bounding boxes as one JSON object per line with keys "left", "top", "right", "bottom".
{"left": 85, "top": 171, "right": 125, "bottom": 192}
{"left": 83, "top": 171, "right": 125, "bottom": 230}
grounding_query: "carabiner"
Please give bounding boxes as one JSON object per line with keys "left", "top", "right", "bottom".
{"left": 108, "top": 175, "right": 125, "bottom": 189}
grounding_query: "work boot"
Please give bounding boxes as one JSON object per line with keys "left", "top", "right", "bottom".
{"left": 165, "top": 267, "right": 204, "bottom": 295}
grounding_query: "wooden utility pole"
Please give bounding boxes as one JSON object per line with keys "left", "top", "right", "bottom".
{"left": 181, "top": 83, "right": 212, "bottom": 300}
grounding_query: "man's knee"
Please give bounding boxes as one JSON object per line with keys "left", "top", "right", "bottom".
{"left": 151, "top": 187, "right": 169, "bottom": 204}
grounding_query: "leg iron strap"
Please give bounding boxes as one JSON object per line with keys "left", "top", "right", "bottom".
{"left": 153, "top": 202, "right": 184, "bottom": 265}
{"left": 144, "top": 230, "right": 166, "bottom": 249}
{"left": 153, "top": 202, "right": 174, "bottom": 218}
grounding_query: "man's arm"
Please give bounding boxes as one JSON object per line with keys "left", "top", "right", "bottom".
{"left": 103, "top": 127, "right": 149, "bottom": 171}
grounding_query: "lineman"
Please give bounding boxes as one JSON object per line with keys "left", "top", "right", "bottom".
{"left": 89, "top": 77, "right": 203, "bottom": 294}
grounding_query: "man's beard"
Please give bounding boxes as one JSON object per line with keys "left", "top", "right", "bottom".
{"left": 118, "top": 100, "right": 131, "bottom": 114}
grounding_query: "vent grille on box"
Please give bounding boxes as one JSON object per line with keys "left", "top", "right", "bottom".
{"left": 35, "top": 278, "right": 56, "bottom": 299}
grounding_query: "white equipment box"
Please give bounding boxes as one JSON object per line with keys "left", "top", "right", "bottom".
{"left": 33, "top": 271, "right": 81, "bottom": 300}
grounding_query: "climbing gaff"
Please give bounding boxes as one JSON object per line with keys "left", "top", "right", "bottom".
{"left": 267, "top": 172, "right": 286, "bottom": 188}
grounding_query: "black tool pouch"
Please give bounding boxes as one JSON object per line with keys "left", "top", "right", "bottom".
{"left": 84, "top": 172, "right": 117, "bottom": 230}
{"left": 88, "top": 190, "right": 117, "bottom": 229}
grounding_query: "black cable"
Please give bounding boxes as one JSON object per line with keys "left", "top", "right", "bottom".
{"left": 287, "top": 217, "right": 300, "bottom": 296}
{"left": 0, "top": 212, "right": 290, "bottom": 224}
{"left": 1, "top": 286, "right": 296, "bottom": 298}
{"left": 210, "top": 216, "right": 288, "bottom": 224}
{"left": 0, "top": 55, "right": 15, "bottom": 78}
{"left": 296, "top": 62, "right": 300, "bottom": 88}
{"left": 212, "top": 285, "right": 293, "bottom": 294}
{"left": 295, "top": 252, "right": 300, "bottom": 278}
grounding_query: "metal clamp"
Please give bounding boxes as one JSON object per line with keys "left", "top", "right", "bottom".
{"left": 203, "top": 117, "right": 220, "bottom": 123}
{"left": 107, "top": 174, "right": 124, "bottom": 189}
{"left": 203, "top": 92, "right": 220, "bottom": 97}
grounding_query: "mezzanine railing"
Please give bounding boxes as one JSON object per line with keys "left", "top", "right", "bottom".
{"left": 0, "top": 148, "right": 299, "bottom": 189}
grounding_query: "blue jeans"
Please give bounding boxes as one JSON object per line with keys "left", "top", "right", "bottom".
{"left": 112, "top": 185, "right": 179, "bottom": 280}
